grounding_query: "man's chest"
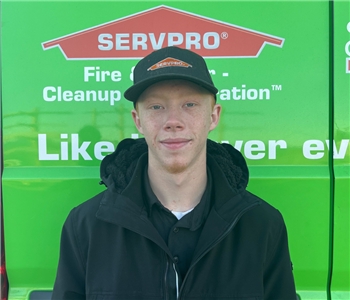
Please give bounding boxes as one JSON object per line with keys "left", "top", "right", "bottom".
{"left": 84, "top": 225, "right": 265, "bottom": 300}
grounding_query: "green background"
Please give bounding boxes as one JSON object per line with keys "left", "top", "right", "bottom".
{"left": 1, "top": 1, "right": 349, "bottom": 300}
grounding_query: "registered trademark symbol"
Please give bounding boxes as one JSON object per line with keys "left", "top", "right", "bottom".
{"left": 221, "top": 32, "right": 228, "bottom": 39}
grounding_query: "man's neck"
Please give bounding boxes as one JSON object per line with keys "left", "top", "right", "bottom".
{"left": 147, "top": 157, "right": 207, "bottom": 212}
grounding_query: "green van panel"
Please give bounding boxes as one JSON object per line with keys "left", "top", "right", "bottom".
{"left": 332, "top": 1, "right": 350, "bottom": 299}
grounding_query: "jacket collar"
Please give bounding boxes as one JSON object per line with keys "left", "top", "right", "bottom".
{"left": 97, "top": 138, "right": 253, "bottom": 222}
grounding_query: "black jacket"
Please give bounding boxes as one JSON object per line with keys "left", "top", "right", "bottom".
{"left": 52, "top": 138, "right": 297, "bottom": 300}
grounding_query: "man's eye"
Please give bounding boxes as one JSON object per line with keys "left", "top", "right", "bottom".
{"left": 185, "top": 103, "right": 196, "bottom": 107}
{"left": 151, "top": 105, "right": 162, "bottom": 110}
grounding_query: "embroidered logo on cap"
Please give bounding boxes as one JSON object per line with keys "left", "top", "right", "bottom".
{"left": 147, "top": 57, "right": 192, "bottom": 71}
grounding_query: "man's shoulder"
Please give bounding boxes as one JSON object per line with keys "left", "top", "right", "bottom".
{"left": 67, "top": 190, "right": 106, "bottom": 227}
{"left": 241, "top": 190, "right": 286, "bottom": 229}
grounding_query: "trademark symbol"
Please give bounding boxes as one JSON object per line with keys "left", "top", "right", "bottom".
{"left": 221, "top": 32, "right": 228, "bottom": 39}
{"left": 272, "top": 85, "right": 282, "bottom": 91}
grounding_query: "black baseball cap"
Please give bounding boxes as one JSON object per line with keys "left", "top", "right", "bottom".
{"left": 124, "top": 46, "right": 218, "bottom": 103}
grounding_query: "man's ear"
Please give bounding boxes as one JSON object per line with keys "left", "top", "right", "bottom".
{"left": 209, "top": 103, "right": 222, "bottom": 132}
{"left": 131, "top": 109, "right": 144, "bottom": 135}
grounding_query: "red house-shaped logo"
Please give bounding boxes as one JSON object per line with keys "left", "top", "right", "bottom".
{"left": 42, "top": 5, "right": 284, "bottom": 60}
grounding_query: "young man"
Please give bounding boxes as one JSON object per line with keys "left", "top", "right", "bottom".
{"left": 52, "top": 47, "right": 297, "bottom": 300}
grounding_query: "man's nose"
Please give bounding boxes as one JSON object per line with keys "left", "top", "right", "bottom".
{"left": 163, "top": 107, "right": 185, "bottom": 131}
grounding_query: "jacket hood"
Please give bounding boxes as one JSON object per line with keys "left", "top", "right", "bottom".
{"left": 100, "top": 138, "right": 249, "bottom": 195}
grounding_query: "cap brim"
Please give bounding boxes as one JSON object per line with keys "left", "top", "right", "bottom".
{"left": 124, "top": 73, "right": 218, "bottom": 102}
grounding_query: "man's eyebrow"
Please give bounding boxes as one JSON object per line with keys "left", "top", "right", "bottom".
{"left": 142, "top": 95, "right": 164, "bottom": 102}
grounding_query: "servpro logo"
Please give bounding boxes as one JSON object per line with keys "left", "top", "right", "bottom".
{"left": 148, "top": 58, "right": 192, "bottom": 71}
{"left": 41, "top": 5, "right": 284, "bottom": 60}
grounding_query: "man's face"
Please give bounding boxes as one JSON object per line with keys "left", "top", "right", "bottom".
{"left": 131, "top": 80, "right": 221, "bottom": 174}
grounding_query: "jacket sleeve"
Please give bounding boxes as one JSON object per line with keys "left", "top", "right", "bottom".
{"left": 52, "top": 208, "right": 86, "bottom": 300}
{"left": 263, "top": 214, "right": 297, "bottom": 300}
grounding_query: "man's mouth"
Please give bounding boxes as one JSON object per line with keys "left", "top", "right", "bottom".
{"left": 160, "top": 138, "right": 191, "bottom": 150}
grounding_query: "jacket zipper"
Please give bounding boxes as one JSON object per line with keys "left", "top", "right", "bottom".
{"left": 178, "top": 201, "right": 260, "bottom": 299}
{"left": 173, "top": 263, "right": 179, "bottom": 299}
{"left": 164, "top": 255, "right": 169, "bottom": 300}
